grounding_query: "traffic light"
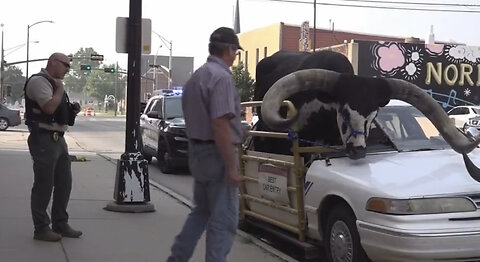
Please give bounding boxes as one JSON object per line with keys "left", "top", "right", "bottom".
{"left": 90, "top": 54, "right": 104, "bottom": 61}
{"left": 104, "top": 68, "right": 115, "bottom": 73}
{"left": 80, "top": 65, "right": 91, "bottom": 70}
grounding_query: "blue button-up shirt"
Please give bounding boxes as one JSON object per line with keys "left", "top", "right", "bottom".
{"left": 182, "top": 55, "right": 242, "bottom": 144}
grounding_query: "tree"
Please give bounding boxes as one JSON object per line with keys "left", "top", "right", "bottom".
{"left": 64, "top": 47, "right": 103, "bottom": 94}
{"left": 232, "top": 62, "right": 255, "bottom": 102}
{"left": 84, "top": 63, "right": 126, "bottom": 101}
{"left": 2, "top": 65, "right": 25, "bottom": 104}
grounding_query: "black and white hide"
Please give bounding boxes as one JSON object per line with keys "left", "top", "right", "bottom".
{"left": 261, "top": 68, "right": 480, "bottom": 182}
{"left": 253, "top": 50, "right": 383, "bottom": 159}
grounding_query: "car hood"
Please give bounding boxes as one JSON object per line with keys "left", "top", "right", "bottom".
{"left": 317, "top": 149, "right": 480, "bottom": 198}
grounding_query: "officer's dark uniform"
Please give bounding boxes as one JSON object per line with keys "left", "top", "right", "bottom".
{"left": 24, "top": 73, "right": 75, "bottom": 235}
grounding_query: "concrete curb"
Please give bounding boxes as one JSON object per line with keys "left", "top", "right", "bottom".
{"left": 97, "top": 153, "right": 297, "bottom": 262}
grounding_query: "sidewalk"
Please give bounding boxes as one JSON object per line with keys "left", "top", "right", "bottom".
{"left": 0, "top": 130, "right": 289, "bottom": 262}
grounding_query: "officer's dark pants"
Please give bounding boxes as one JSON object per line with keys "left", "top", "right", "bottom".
{"left": 27, "top": 132, "right": 72, "bottom": 233}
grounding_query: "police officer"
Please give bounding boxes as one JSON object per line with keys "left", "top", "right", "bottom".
{"left": 25, "top": 52, "right": 82, "bottom": 242}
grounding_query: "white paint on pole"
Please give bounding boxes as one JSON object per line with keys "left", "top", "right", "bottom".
{"left": 116, "top": 17, "right": 152, "bottom": 54}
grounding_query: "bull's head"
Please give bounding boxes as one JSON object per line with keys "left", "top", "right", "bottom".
{"left": 261, "top": 69, "right": 480, "bottom": 182}
{"left": 261, "top": 69, "right": 389, "bottom": 159}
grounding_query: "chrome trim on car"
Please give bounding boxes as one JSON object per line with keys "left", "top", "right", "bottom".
{"left": 358, "top": 221, "right": 480, "bottom": 238}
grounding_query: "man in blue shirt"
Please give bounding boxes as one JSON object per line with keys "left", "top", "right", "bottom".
{"left": 167, "top": 27, "right": 243, "bottom": 262}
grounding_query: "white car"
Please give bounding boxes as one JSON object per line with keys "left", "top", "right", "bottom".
{"left": 447, "top": 105, "right": 480, "bottom": 129}
{"left": 242, "top": 101, "right": 480, "bottom": 262}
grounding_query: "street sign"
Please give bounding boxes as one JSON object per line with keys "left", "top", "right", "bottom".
{"left": 91, "top": 54, "right": 104, "bottom": 61}
{"left": 115, "top": 17, "right": 151, "bottom": 54}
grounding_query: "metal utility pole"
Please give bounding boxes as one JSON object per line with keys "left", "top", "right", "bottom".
{"left": 313, "top": 0, "right": 317, "bottom": 51}
{"left": 105, "top": 0, "right": 154, "bottom": 213}
{"left": 26, "top": 20, "right": 53, "bottom": 80}
{"left": 1, "top": 24, "right": 4, "bottom": 102}
{"left": 152, "top": 31, "right": 172, "bottom": 89}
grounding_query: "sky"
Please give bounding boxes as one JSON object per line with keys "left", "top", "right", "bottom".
{"left": 1, "top": 0, "right": 479, "bottom": 76}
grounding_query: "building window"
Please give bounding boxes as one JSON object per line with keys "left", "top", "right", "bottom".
{"left": 245, "top": 51, "right": 248, "bottom": 72}
{"left": 256, "top": 48, "right": 259, "bottom": 65}
{"left": 264, "top": 47, "right": 267, "bottom": 58}
{"left": 237, "top": 52, "right": 242, "bottom": 66}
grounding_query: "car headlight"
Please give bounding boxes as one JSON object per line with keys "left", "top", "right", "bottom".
{"left": 366, "top": 197, "right": 477, "bottom": 215}
{"left": 468, "top": 119, "right": 480, "bottom": 126}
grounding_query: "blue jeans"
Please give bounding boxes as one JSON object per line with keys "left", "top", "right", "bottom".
{"left": 167, "top": 142, "right": 239, "bottom": 262}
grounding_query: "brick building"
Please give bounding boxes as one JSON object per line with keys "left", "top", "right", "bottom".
{"left": 235, "top": 22, "right": 438, "bottom": 80}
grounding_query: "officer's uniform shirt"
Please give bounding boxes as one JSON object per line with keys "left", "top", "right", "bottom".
{"left": 25, "top": 69, "right": 68, "bottom": 132}
{"left": 182, "top": 55, "right": 242, "bottom": 144}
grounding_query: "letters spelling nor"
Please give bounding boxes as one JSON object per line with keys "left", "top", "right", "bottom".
{"left": 425, "top": 62, "right": 480, "bottom": 87}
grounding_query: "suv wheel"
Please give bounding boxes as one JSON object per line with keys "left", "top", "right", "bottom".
{"left": 0, "top": 117, "right": 9, "bottom": 131}
{"left": 157, "top": 140, "right": 175, "bottom": 174}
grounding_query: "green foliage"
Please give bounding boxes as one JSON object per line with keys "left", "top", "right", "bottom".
{"left": 64, "top": 48, "right": 125, "bottom": 101}
{"left": 232, "top": 62, "right": 255, "bottom": 102}
{"left": 84, "top": 63, "right": 126, "bottom": 101}
{"left": 3, "top": 65, "right": 26, "bottom": 104}
{"left": 64, "top": 48, "right": 102, "bottom": 93}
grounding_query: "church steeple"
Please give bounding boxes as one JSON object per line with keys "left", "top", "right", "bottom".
{"left": 234, "top": 0, "right": 241, "bottom": 33}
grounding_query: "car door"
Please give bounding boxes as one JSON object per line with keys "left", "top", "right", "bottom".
{"left": 141, "top": 98, "right": 161, "bottom": 152}
{"left": 149, "top": 98, "right": 164, "bottom": 153}
{"left": 140, "top": 99, "right": 153, "bottom": 152}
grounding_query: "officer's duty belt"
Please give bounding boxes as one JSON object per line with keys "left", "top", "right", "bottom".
{"left": 32, "top": 129, "right": 65, "bottom": 141}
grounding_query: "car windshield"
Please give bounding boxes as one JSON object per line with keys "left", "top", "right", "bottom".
{"left": 472, "top": 107, "right": 480, "bottom": 115}
{"left": 165, "top": 97, "right": 183, "bottom": 119}
{"left": 369, "top": 105, "right": 450, "bottom": 152}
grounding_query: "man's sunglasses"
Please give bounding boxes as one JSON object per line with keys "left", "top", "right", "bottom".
{"left": 56, "top": 59, "right": 70, "bottom": 69}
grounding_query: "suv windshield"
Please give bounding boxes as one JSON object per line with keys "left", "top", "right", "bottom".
{"left": 375, "top": 106, "right": 450, "bottom": 152}
{"left": 165, "top": 97, "right": 183, "bottom": 119}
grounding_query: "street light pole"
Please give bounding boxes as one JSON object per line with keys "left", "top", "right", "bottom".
{"left": 26, "top": 20, "right": 53, "bottom": 80}
{"left": 1, "top": 23, "right": 4, "bottom": 102}
{"left": 152, "top": 31, "right": 172, "bottom": 89}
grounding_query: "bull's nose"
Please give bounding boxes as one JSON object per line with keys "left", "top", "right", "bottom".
{"left": 346, "top": 143, "right": 366, "bottom": 160}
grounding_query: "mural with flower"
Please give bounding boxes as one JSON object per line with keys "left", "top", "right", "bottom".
{"left": 357, "top": 40, "right": 480, "bottom": 110}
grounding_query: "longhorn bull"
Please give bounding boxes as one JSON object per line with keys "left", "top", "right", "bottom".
{"left": 253, "top": 50, "right": 381, "bottom": 159}
{"left": 253, "top": 50, "right": 480, "bottom": 182}
{"left": 259, "top": 68, "right": 480, "bottom": 182}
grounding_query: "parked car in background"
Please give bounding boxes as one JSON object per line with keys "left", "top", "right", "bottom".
{"left": 140, "top": 90, "right": 187, "bottom": 174}
{"left": 0, "top": 104, "right": 21, "bottom": 131}
{"left": 464, "top": 115, "right": 480, "bottom": 130}
{"left": 447, "top": 105, "right": 480, "bottom": 129}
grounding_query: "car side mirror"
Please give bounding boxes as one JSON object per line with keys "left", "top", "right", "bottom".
{"left": 147, "top": 111, "right": 160, "bottom": 119}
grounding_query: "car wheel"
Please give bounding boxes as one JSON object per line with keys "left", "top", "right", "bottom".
{"left": 157, "top": 140, "right": 175, "bottom": 174}
{"left": 0, "top": 117, "right": 9, "bottom": 131}
{"left": 325, "top": 203, "right": 370, "bottom": 262}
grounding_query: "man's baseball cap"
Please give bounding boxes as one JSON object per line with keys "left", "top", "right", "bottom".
{"left": 209, "top": 27, "right": 243, "bottom": 50}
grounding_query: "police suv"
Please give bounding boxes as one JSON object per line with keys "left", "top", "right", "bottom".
{"left": 140, "top": 89, "right": 188, "bottom": 174}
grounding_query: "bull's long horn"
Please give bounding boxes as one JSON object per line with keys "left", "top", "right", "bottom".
{"left": 261, "top": 69, "right": 340, "bottom": 130}
{"left": 462, "top": 153, "right": 480, "bottom": 183}
{"left": 385, "top": 78, "right": 480, "bottom": 154}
